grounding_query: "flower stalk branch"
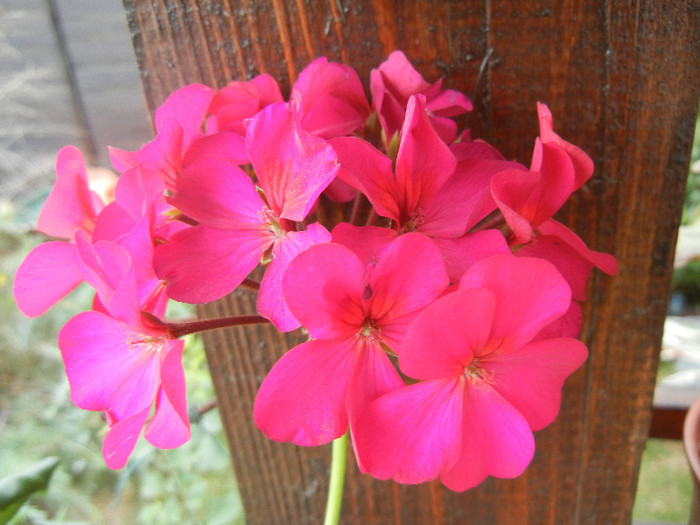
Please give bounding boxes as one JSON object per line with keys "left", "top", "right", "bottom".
{"left": 167, "top": 315, "right": 270, "bottom": 338}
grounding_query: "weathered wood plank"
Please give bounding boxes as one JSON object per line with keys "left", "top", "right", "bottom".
{"left": 123, "top": 1, "right": 700, "bottom": 523}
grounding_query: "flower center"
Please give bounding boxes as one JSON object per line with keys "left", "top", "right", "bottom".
{"left": 358, "top": 319, "right": 382, "bottom": 343}
{"left": 127, "top": 333, "right": 168, "bottom": 359}
{"left": 463, "top": 360, "right": 495, "bottom": 387}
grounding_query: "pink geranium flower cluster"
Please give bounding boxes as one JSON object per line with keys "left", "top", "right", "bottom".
{"left": 14, "top": 51, "right": 616, "bottom": 489}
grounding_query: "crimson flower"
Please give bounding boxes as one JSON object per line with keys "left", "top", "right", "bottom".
{"left": 58, "top": 240, "right": 188, "bottom": 469}
{"left": 354, "top": 255, "right": 588, "bottom": 490}
{"left": 253, "top": 232, "right": 449, "bottom": 446}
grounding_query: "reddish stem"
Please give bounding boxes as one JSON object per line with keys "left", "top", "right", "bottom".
{"left": 240, "top": 278, "right": 261, "bottom": 291}
{"left": 167, "top": 314, "right": 270, "bottom": 338}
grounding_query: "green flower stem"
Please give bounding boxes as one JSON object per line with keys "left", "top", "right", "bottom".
{"left": 323, "top": 431, "right": 348, "bottom": 525}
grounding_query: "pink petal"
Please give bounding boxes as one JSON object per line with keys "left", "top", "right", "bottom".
{"left": 282, "top": 242, "right": 365, "bottom": 340}
{"left": 154, "top": 224, "right": 270, "bottom": 303}
{"left": 485, "top": 337, "right": 588, "bottom": 430}
{"left": 169, "top": 156, "right": 266, "bottom": 229}
{"left": 257, "top": 223, "right": 331, "bottom": 332}
{"left": 354, "top": 378, "right": 463, "bottom": 483}
{"left": 421, "top": 159, "right": 523, "bottom": 237}
{"left": 330, "top": 136, "right": 399, "bottom": 221}
{"left": 394, "top": 95, "right": 457, "bottom": 218}
{"left": 516, "top": 232, "right": 594, "bottom": 301}
{"left": 253, "top": 338, "right": 357, "bottom": 446}
{"left": 144, "top": 340, "right": 190, "bottom": 448}
{"left": 208, "top": 74, "right": 283, "bottom": 135}
{"left": 537, "top": 219, "right": 618, "bottom": 276}
{"left": 440, "top": 384, "right": 534, "bottom": 491}
{"left": 432, "top": 230, "right": 511, "bottom": 284}
{"left": 533, "top": 301, "right": 583, "bottom": 340}
{"left": 59, "top": 311, "right": 160, "bottom": 415}
{"left": 537, "top": 102, "right": 594, "bottom": 190}
{"left": 346, "top": 339, "right": 405, "bottom": 443}
{"left": 400, "top": 289, "right": 495, "bottom": 380}
{"left": 330, "top": 223, "right": 398, "bottom": 265}
{"left": 366, "top": 233, "right": 449, "bottom": 329}
{"left": 459, "top": 255, "right": 572, "bottom": 349}
{"left": 102, "top": 406, "right": 150, "bottom": 469}
{"left": 292, "top": 57, "right": 370, "bottom": 139}
{"left": 154, "top": 83, "right": 215, "bottom": 147}
{"left": 109, "top": 119, "right": 184, "bottom": 191}
{"left": 14, "top": 241, "right": 82, "bottom": 317}
{"left": 182, "top": 130, "right": 249, "bottom": 167}
{"left": 37, "top": 146, "right": 102, "bottom": 238}
{"left": 247, "top": 102, "right": 339, "bottom": 221}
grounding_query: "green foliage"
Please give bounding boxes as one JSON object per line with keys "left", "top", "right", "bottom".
{"left": 672, "top": 258, "right": 700, "bottom": 311}
{"left": 681, "top": 104, "right": 700, "bottom": 225}
{"left": 633, "top": 439, "right": 693, "bottom": 522}
{"left": 0, "top": 457, "right": 59, "bottom": 524}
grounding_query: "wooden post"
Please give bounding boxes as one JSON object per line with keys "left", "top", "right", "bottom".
{"left": 123, "top": 1, "right": 700, "bottom": 523}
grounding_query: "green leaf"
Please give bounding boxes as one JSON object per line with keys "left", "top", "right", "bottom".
{"left": 0, "top": 457, "right": 60, "bottom": 524}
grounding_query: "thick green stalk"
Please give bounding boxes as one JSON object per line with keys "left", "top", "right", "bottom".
{"left": 323, "top": 431, "right": 348, "bottom": 525}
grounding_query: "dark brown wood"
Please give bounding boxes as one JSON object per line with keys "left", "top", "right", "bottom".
{"left": 122, "top": 1, "right": 700, "bottom": 523}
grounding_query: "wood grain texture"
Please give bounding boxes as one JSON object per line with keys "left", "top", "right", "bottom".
{"left": 122, "top": 1, "right": 700, "bottom": 523}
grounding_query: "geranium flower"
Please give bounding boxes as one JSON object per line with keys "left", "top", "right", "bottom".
{"left": 14, "top": 146, "right": 108, "bottom": 317}
{"left": 354, "top": 255, "right": 588, "bottom": 490}
{"left": 109, "top": 83, "right": 248, "bottom": 192}
{"left": 253, "top": 232, "right": 449, "bottom": 446}
{"left": 155, "top": 101, "right": 338, "bottom": 330}
{"left": 370, "top": 50, "right": 472, "bottom": 143}
{"left": 58, "top": 240, "right": 188, "bottom": 470}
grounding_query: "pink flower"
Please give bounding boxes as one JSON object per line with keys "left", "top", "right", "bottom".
{"left": 206, "top": 74, "right": 284, "bottom": 135}
{"left": 58, "top": 241, "right": 188, "bottom": 469}
{"left": 155, "top": 102, "right": 338, "bottom": 330}
{"left": 109, "top": 84, "right": 248, "bottom": 192}
{"left": 354, "top": 255, "right": 588, "bottom": 491}
{"left": 370, "top": 50, "right": 472, "bottom": 143}
{"left": 14, "top": 146, "right": 107, "bottom": 317}
{"left": 291, "top": 57, "right": 371, "bottom": 139}
{"left": 253, "top": 232, "right": 449, "bottom": 447}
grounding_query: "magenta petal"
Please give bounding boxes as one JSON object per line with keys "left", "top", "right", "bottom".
{"left": 330, "top": 223, "right": 398, "bottom": 265}
{"left": 432, "top": 230, "right": 511, "bottom": 284}
{"left": 154, "top": 225, "right": 269, "bottom": 303}
{"left": 394, "top": 95, "right": 457, "bottom": 215}
{"left": 257, "top": 223, "right": 331, "bottom": 332}
{"left": 440, "top": 384, "right": 534, "bottom": 491}
{"left": 144, "top": 340, "right": 190, "bottom": 448}
{"left": 154, "top": 83, "right": 214, "bottom": 147}
{"left": 485, "top": 338, "right": 588, "bottom": 430}
{"left": 400, "top": 289, "right": 494, "bottom": 380}
{"left": 247, "top": 102, "right": 339, "bottom": 221}
{"left": 14, "top": 241, "right": 82, "bottom": 317}
{"left": 169, "top": 156, "right": 265, "bottom": 229}
{"left": 537, "top": 219, "right": 618, "bottom": 276}
{"left": 292, "top": 57, "right": 370, "bottom": 139}
{"left": 537, "top": 102, "right": 594, "bottom": 190}
{"left": 59, "top": 311, "right": 159, "bottom": 415}
{"left": 330, "top": 136, "right": 399, "bottom": 221}
{"left": 354, "top": 378, "right": 463, "bottom": 483}
{"left": 460, "top": 255, "right": 572, "bottom": 348}
{"left": 38, "top": 146, "right": 101, "bottom": 238}
{"left": 182, "top": 130, "right": 249, "bottom": 167}
{"left": 283, "top": 242, "right": 365, "bottom": 339}
{"left": 253, "top": 338, "right": 356, "bottom": 446}
{"left": 102, "top": 406, "right": 150, "bottom": 470}
{"left": 346, "top": 340, "right": 405, "bottom": 445}
{"left": 366, "top": 232, "right": 449, "bottom": 326}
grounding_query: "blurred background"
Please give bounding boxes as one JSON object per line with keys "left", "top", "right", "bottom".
{"left": 0, "top": 1, "right": 697, "bottom": 523}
